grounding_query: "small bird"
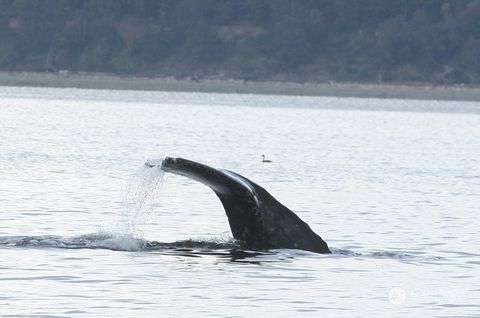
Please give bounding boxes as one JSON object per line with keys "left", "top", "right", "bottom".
{"left": 262, "top": 154, "right": 272, "bottom": 163}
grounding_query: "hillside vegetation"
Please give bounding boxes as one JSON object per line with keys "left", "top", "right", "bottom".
{"left": 1, "top": 0, "right": 480, "bottom": 83}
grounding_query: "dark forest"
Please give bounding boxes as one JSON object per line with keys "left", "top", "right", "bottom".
{"left": 1, "top": 0, "right": 479, "bottom": 83}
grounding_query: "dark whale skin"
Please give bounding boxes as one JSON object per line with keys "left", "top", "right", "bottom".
{"left": 159, "top": 157, "right": 330, "bottom": 254}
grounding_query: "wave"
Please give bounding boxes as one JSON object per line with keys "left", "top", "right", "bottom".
{"left": 0, "top": 233, "right": 446, "bottom": 263}
{"left": 0, "top": 233, "right": 279, "bottom": 263}
{"left": 0, "top": 233, "right": 240, "bottom": 252}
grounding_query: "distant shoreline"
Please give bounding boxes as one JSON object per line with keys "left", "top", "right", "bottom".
{"left": 1, "top": 71, "right": 480, "bottom": 102}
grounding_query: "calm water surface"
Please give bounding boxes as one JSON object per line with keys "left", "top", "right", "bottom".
{"left": 0, "top": 87, "right": 479, "bottom": 317}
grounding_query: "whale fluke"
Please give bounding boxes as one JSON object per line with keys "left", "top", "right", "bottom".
{"left": 151, "top": 157, "right": 330, "bottom": 254}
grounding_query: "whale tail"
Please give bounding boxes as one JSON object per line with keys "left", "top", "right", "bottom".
{"left": 150, "top": 157, "right": 330, "bottom": 254}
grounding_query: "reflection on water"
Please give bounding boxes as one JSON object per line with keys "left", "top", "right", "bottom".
{"left": 0, "top": 86, "right": 479, "bottom": 317}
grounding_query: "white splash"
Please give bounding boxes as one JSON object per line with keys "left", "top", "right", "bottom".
{"left": 86, "top": 232, "right": 146, "bottom": 251}
{"left": 118, "top": 164, "right": 165, "bottom": 237}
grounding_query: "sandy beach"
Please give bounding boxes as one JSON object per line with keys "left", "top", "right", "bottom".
{"left": 1, "top": 71, "right": 480, "bottom": 101}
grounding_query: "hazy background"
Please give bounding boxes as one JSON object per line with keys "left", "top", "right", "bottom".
{"left": 1, "top": 0, "right": 480, "bottom": 84}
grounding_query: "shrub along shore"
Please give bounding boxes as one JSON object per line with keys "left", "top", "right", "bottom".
{"left": 1, "top": 71, "right": 480, "bottom": 102}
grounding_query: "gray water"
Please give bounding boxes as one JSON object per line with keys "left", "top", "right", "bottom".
{"left": 0, "top": 86, "right": 479, "bottom": 317}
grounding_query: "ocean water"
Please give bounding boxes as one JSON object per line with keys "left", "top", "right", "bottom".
{"left": 0, "top": 86, "right": 479, "bottom": 317}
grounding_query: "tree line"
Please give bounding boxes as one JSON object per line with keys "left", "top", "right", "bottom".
{"left": 0, "top": 0, "right": 479, "bottom": 84}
